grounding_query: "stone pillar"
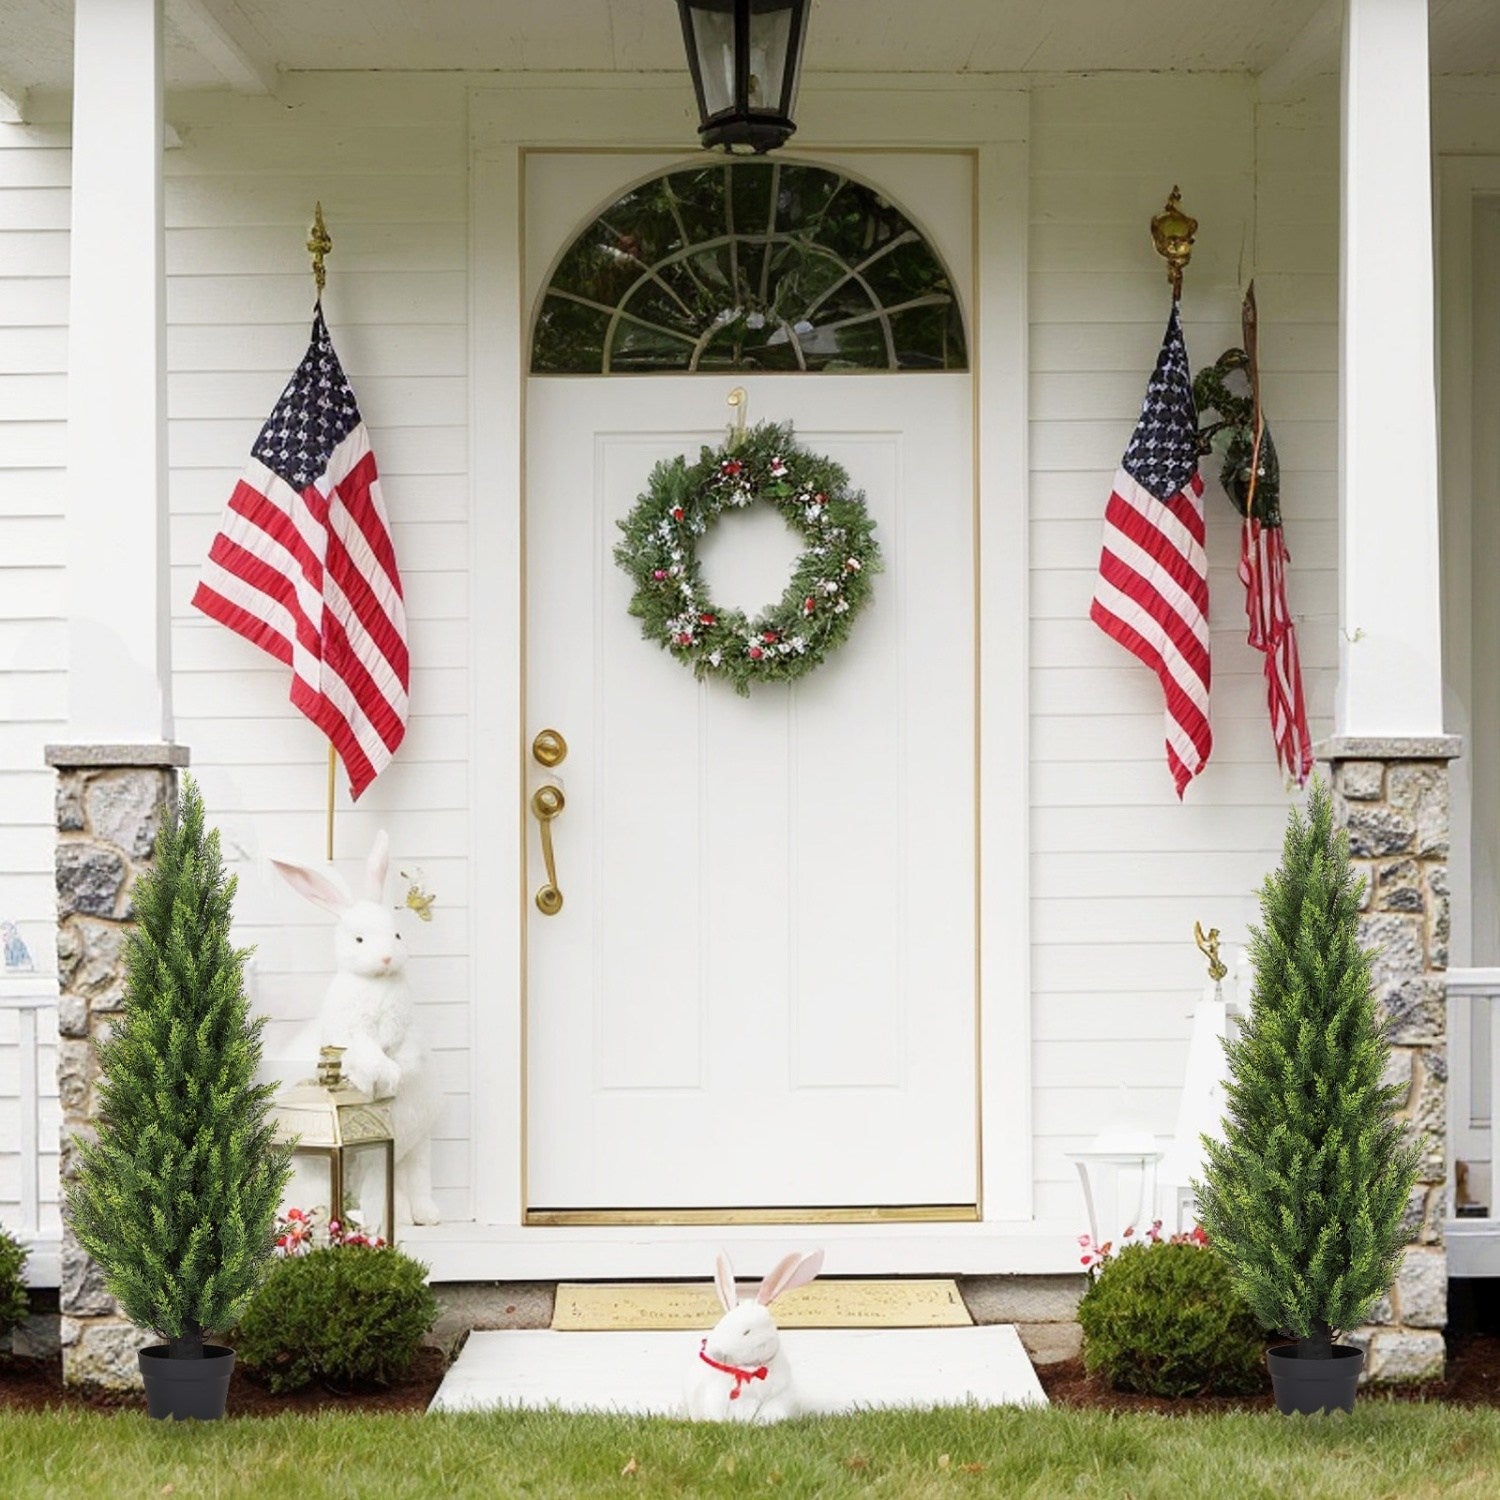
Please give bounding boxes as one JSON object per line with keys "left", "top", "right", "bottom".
{"left": 1322, "top": 736, "right": 1460, "bottom": 1382}
{"left": 46, "top": 743, "right": 188, "bottom": 1392}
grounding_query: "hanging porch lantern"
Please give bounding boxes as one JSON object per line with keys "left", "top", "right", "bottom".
{"left": 269, "top": 1045, "right": 397, "bottom": 1247}
{"left": 676, "top": 0, "right": 810, "bottom": 154}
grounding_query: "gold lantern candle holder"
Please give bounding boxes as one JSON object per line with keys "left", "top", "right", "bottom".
{"left": 269, "top": 1045, "right": 397, "bottom": 1247}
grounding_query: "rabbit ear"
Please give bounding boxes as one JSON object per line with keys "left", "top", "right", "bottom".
{"left": 365, "top": 829, "right": 390, "bottom": 902}
{"left": 713, "top": 1252, "right": 738, "bottom": 1313}
{"left": 272, "top": 859, "right": 351, "bottom": 916}
{"left": 756, "top": 1249, "right": 824, "bottom": 1306}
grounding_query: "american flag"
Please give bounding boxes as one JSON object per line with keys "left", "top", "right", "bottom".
{"left": 1090, "top": 303, "right": 1212, "bottom": 798}
{"left": 1233, "top": 286, "right": 1313, "bottom": 787}
{"left": 192, "top": 308, "right": 408, "bottom": 800}
{"left": 1241, "top": 509, "right": 1312, "bottom": 786}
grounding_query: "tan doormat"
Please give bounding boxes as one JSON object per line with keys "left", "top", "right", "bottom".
{"left": 551, "top": 1279, "right": 973, "bottom": 1331}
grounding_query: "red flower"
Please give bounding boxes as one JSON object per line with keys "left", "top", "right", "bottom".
{"left": 699, "top": 613, "right": 717, "bottom": 625}
{"left": 762, "top": 631, "right": 778, "bottom": 643}
{"left": 653, "top": 569, "right": 667, "bottom": 581}
{"left": 748, "top": 646, "right": 764, "bottom": 661}
{"left": 814, "top": 491, "right": 827, "bottom": 504}
{"left": 675, "top": 632, "right": 693, "bottom": 645}
{"left": 721, "top": 460, "right": 743, "bottom": 476}
{"left": 672, "top": 507, "right": 685, "bottom": 522}
{"left": 804, "top": 597, "right": 816, "bottom": 614}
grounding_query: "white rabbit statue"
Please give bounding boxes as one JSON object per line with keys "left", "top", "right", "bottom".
{"left": 683, "top": 1249, "right": 825, "bottom": 1423}
{"left": 272, "top": 830, "right": 442, "bottom": 1227}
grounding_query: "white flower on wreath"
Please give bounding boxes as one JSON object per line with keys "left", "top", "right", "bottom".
{"left": 820, "top": 579, "right": 839, "bottom": 595}
{"left": 805, "top": 504, "right": 824, "bottom": 523}
{"left": 708, "top": 649, "right": 722, "bottom": 667}
{"left": 834, "top": 598, "right": 850, "bottom": 614}
{"left": 769, "top": 456, "right": 789, "bottom": 478}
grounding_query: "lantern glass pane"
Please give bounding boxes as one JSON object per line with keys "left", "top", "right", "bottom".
{"left": 344, "top": 1142, "right": 392, "bottom": 1241}
{"left": 690, "top": 6, "right": 737, "bottom": 117}
{"left": 282, "top": 1150, "right": 336, "bottom": 1225}
{"left": 746, "top": 6, "right": 792, "bottom": 111}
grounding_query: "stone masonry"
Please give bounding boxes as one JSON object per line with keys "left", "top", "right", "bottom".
{"left": 46, "top": 743, "right": 188, "bottom": 1392}
{"left": 1321, "top": 736, "right": 1461, "bottom": 1383}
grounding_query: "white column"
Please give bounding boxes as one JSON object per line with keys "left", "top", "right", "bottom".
{"left": 1336, "top": 0, "right": 1444, "bottom": 736}
{"left": 64, "top": 0, "right": 172, "bottom": 744}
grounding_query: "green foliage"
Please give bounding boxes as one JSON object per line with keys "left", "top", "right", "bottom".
{"left": 64, "top": 776, "right": 293, "bottom": 1355}
{"left": 1077, "top": 1240, "right": 1265, "bottom": 1398}
{"left": 233, "top": 1247, "right": 436, "bottom": 1393}
{"left": 1197, "top": 780, "right": 1421, "bottom": 1353}
{"left": 0, "top": 1226, "right": 30, "bottom": 1341}
{"left": 613, "top": 420, "right": 881, "bottom": 695}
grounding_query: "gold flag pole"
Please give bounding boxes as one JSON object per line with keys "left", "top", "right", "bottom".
{"left": 308, "top": 204, "right": 337, "bottom": 860}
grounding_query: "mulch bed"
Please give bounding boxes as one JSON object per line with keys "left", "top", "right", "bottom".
{"left": 0, "top": 1346, "right": 448, "bottom": 1415}
{"left": 1036, "top": 1331, "right": 1500, "bottom": 1413}
{"left": 5, "top": 1334, "right": 1500, "bottom": 1417}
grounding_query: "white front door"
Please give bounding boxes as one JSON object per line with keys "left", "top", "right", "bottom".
{"left": 523, "top": 160, "right": 977, "bottom": 1217}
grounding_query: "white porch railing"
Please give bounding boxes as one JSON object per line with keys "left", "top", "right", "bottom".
{"left": 1446, "top": 969, "right": 1500, "bottom": 1274}
{"left": 0, "top": 980, "right": 60, "bottom": 1285}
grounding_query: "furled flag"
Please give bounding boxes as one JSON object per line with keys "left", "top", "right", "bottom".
{"left": 1194, "top": 286, "right": 1313, "bottom": 786}
{"left": 1090, "top": 302, "right": 1212, "bottom": 797}
{"left": 192, "top": 308, "right": 408, "bottom": 799}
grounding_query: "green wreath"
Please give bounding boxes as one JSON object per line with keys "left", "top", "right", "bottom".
{"left": 614, "top": 420, "right": 881, "bottom": 695}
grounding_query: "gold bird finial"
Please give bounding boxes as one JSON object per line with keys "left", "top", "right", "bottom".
{"left": 1194, "top": 921, "right": 1228, "bottom": 982}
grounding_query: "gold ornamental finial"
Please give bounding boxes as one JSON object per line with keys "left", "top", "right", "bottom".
{"left": 316, "top": 1044, "right": 346, "bottom": 1088}
{"left": 1151, "top": 187, "right": 1197, "bottom": 301}
{"left": 1194, "top": 921, "right": 1228, "bottom": 982}
{"left": 308, "top": 202, "right": 333, "bottom": 299}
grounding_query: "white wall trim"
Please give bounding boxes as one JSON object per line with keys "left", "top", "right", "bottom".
{"left": 467, "top": 77, "right": 1032, "bottom": 1263}
{"left": 1439, "top": 155, "right": 1500, "bottom": 975}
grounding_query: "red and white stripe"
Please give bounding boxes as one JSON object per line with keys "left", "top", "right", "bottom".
{"left": 1090, "top": 466, "right": 1213, "bottom": 798}
{"left": 1240, "top": 514, "right": 1312, "bottom": 787}
{"left": 192, "top": 425, "right": 408, "bottom": 800}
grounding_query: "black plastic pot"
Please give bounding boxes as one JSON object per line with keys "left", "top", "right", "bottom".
{"left": 1266, "top": 1343, "right": 1364, "bottom": 1414}
{"left": 138, "top": 1344, "right": 236, "bottom": 1420}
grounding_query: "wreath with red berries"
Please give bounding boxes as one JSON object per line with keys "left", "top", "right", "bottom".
{"left": 614, "top": 420, "right": 881, "bottom": 694}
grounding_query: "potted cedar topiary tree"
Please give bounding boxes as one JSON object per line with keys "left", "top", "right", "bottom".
{"left": 1197, "top": 780, "right": 1421, "bottom": 1415}
{"left": 66, "top": 776, "right": 292, "bottom": 1420}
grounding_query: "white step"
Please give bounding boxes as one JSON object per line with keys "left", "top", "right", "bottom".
{"left": 429, "top": 1326, "right": 1047, "bottom": 1415}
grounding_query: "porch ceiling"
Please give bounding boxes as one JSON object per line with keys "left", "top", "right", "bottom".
{"left": 2, "top": 0, "right": 1500, "bottom": 103}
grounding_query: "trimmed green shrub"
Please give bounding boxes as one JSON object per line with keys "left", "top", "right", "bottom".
{"left": 1077, "top": 1240, "right": 1265, "bottom": 1397}
{"left": 0, "top": 1226, "right": 30, "bottom": 1342}
{"left": 234, "top": 1247, "right": 437, "bottom": 1393}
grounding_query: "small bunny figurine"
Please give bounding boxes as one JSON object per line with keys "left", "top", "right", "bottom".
{"left": 272, "top": 830, "right": 441, "bottom": 1226}
{"left": 684, "top": 1249, "right": 825, "bottom": 1423}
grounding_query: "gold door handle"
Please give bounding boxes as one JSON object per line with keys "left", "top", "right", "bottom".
{"left": 531, "top": 783, "right": 565, "bottom": 915}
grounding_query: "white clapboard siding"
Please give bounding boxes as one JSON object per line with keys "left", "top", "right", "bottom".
{"left": 0, "top": 112, "right": 69, "bottom": 1246}
{"left": 1025, "top": 75, "right": 1338, "bottom": 1216}
{"left": 159, "top": 80, "right": 474, "bottom": 1219}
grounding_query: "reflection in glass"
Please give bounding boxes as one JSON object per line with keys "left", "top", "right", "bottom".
{"left": 532, "top": 162, "right": 968, "bottom": 374}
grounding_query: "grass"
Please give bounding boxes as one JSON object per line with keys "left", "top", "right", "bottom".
{"left": 3, "top": 1403, "right": 1500, "bottom": 1499}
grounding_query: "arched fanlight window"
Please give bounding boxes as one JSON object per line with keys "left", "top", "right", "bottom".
{"left": 530, "top": 161, "right": 968, "bottom": 374}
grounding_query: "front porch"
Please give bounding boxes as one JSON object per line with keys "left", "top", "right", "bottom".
{"left": 0, "top": 0, "right": 1495, "bottom": 1391}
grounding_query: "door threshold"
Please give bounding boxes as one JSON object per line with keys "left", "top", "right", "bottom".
{"left": 524, "top": 1205, "right": 980, "bottom": 1227}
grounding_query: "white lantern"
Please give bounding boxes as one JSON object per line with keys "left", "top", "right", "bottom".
{"left": 1068, "top": 1121, "right": 1163, "bottom": 1260}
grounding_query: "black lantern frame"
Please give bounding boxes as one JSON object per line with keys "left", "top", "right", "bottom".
{"left": 677, "top": 0, "right": 810, "bottom": 154}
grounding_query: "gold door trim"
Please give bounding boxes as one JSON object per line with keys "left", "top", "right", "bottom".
{"left": 519, "top": 147, "right": 984, "bottom": 1224}
{"left": 525, "top": 1204, "right": 981, "bottom": 1228}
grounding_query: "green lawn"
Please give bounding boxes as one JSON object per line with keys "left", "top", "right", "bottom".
{"left": 2, "top": 1403, "right": 1500, "bottom": 1499}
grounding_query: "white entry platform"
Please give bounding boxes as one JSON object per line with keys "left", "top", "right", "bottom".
{"left": 428, "top": 1327, "right": 1047, "bottom": 1415}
